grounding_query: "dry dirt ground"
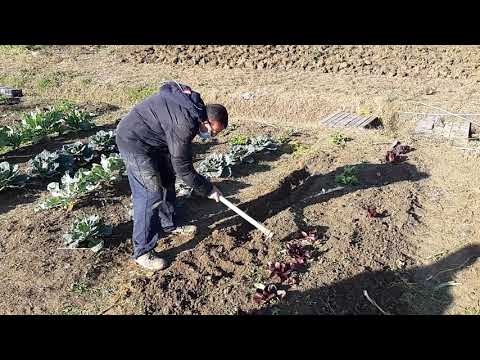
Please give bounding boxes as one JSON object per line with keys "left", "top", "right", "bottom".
{"left": 0, "top": 45, "right": 479, "bottom": 315}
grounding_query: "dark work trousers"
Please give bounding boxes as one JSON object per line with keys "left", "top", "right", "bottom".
{"left": 119, "top": 149, "right": 177, "bottom": 259}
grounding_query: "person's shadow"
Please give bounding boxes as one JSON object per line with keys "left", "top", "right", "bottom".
{"left": 248, "top": 244, "right": 480, "bottom": 315}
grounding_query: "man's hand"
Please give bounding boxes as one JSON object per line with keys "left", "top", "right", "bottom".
{"left": 208, "top": 186, "right": 223, "bottom": 202}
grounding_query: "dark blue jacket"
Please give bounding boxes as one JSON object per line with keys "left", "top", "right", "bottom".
{"left": 116, "top": 81, "right": 213, "bottom": 196}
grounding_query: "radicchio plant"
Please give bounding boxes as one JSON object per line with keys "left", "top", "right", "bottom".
{"left": 253, "top": 283, "right": 286, "bottom": 304}
{"left": 366, "top": 207, "right": 379, "bottom": 218}
{"left": 386, "top": 141, "right": 411, "bottom": 164}
{"left": 286, "top": 242, "right": 312, "bottom": 265}
{"left": 300, "top": 230, "right": 319, "bottom": 244}
{"left": 267, "top": 261, "right": 301, "bottom": 284}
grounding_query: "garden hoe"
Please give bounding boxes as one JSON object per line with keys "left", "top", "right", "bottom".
{"left": 219, "top": 195, "right": 274, "bottom": 240}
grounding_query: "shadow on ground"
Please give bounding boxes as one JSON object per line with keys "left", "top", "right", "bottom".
{"left": 0, "top": 188, "right": 42, "bottom": 216}
{"left": 250, "top": 244, "right": 480, "bottom": 315}
{"left": 163, "top": 161, "right": 429, "bottom": 261}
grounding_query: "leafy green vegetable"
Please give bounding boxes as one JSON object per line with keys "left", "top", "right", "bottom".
{"left": 277, "top": 129, "right": 299, "bottom": 144}
{"left": 1, "top": 103, "right": 96, "bottom": 149}
{"left": 249, "top": 135, "right": 280, "bottom": 152}
{"left": 88, "top": 130, "right": 116, "bottom": 153}
{"left": 197, "top": 153, "right": 230, "bottom": 178}
{"left": 63, "top": 214, "right": 112, "bottom": 252}
{"left": 61, "top": 108, "right": 95, "bottom": 132}
{"left": 53, "top": 100, "right": 76, "bottom": 113}
{"left": 27, "top": 150, "right": 74, "bottom": 178}
{"left": 177, "top": 135, "right": 280, "bottom": 197}
{"left": 37, "top": 153, "right": 125, "bottom": 210}
{"left": 225, "top": 145, "right": 255, "bottom": 165}
{"left": 0, "top": 125, "right": 24, "bottom": 149}
{"left": 0, "top": 161, "right": 25, "bottom": 192}
{"left": 61, "top": 141, "right": 94, "bottom": 164}
{"left": 21, "top": 109, "right": 63, "bottom": 142}
{"left": 197, "top": 135, "right": 279, "bottom": 178}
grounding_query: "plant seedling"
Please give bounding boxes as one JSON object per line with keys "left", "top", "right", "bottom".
{"left": 0, "top": 125, "right": 23, "bottom": 149}
{"left": 289, "top": 141, "right": 309, "bottom": 158}
{"left": 37, "top": 154, "right": 125, "bottom": 211}
{"left": 88, "top": 130, "right": 117, "bottom": 153}
{"left": 300, "top": 230, "right": 318, "bottom": 243}
{"left": 229, "top": 135, "right": 248, "bottom": 146}
{"left": 335, "top": 166, "right": 359, "bottom": 186}
{"left": 330, "top": 132, "right": 352, "bottom": 146}
{"left": 286, "top": 243, "right": 312, "bottom": 265}
{"left": 62, "top": 142, "right": 95, "bottom": 164}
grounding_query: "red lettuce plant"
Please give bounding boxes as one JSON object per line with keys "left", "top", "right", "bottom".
{"left": 267, "top": 261, "right": 302, "bottom": 284}
{"left": 386, "top": 142, "right": 411, "bottom": 163}
{"left": 253, "top": 283, "right": 286, "bottom": 304}
{"left": 300, "top": 230, "right": 318, "bottom": 244}
{"left": 286, "top": 243, "right": 312, "bottom": 265}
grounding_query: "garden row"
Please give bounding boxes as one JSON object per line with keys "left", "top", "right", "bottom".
{"left": 0, "top": 101, "right": 95, "bottom": 149}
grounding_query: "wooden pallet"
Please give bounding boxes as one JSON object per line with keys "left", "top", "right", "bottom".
{"left": 0, "top": 86, "right": 23, "bottom": 98}
{"left": 415, "top": 115, "right": 470, "bottom": 140}
{"left": 320, "top": 111, "right": 380, "bottom": 128}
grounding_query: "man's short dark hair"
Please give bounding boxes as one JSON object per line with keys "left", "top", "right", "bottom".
{"left": 206, "top": 104, "right": 228, "bottom": 129}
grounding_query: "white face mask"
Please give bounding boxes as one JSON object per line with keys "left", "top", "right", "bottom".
{"left": 198, "top": 122, "right": 212, "bottom": 140}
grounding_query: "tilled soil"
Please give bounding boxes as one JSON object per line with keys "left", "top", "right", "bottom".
{"left": 118, "top": 45, "right": 480, "bottom": 80}
{"left": 141, "top": 159, "right": 426, "bottom": 315}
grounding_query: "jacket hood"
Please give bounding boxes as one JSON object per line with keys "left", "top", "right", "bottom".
{"left": 159, "top": 81, "right": 207, "bottom": 122}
